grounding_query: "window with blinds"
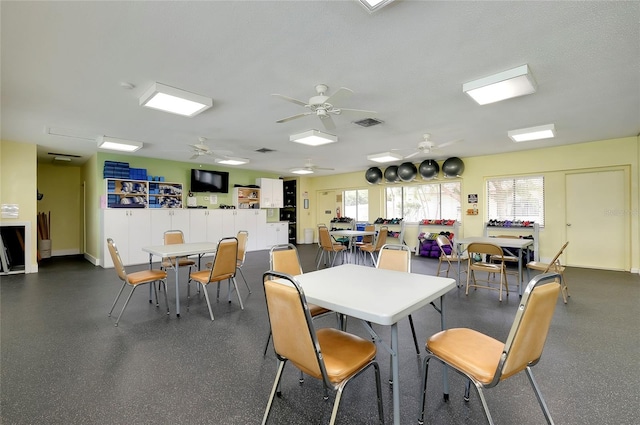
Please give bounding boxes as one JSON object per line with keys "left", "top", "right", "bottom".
{"left": 385, "top": 182, "right": 461, "bottom": 222}
{"left": 486, "top": 176, "right": 544, "bottom": 226}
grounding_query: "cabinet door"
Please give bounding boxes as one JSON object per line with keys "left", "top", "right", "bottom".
{"left": 127, "top": 210, "right": 151, "bottom": 265}
{"left": 221, "top": 210, "right": 237, "bottom": 239}
{"left": 102, "top": 209, "right": 130, "bottom": 268}
{"left": 206, "top": 210, "right": 224, "bottom": 243}
{"left": 189, "top": 210, "right": 208, "bottom": 243}
{"left": 171, "top": 209, "right": 191, "bottom": 241}
{"left": 258, "top": 179, "right": 273, "bottom": 208}
{"left": 251, "top": 210, "right": 267, "bottom": 251}
{"left": 272, "top": 179, "right": 284, "bottom": 208}
{"left": 150, "top": 210, "right": 173, "bottom": 246}
{"left": 276, "top": 223, "right": 288, "bottom": 245}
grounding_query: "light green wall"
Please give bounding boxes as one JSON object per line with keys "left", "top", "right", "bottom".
{"left": 37, "top": 163, "right": 82, "bottom": 255}
{"left": 0, "top": 140, "right": 38, "bottom": 270}
{"left": 303, "top": 136, "right": 639, "bottom": 271}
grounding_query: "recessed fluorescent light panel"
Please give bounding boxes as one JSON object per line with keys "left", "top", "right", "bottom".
{"left": 367, "top": 151, "right": 404, "bottom": 163}
{"left": 357, "top": 0, "right": 395, "bottom": 13}
{"left": 290, "top": 168, "right": 314, "bottom": 175}
{"left": 290, "top": 130, "right": 338, "bottom": 146}
{"left": 97, "top": 136, "right": 143, "bottom": 152}
{"left": 214, "top": 157, "right": 250, "bottom": 166}
{"left": 139, "top": 82, "right": 212, "bottom": 117}
{"left": 508, "top": 124, "right": 556, "bottom": 142}
{"left": 463, "top": 64, "right": 537, "bottom": 105}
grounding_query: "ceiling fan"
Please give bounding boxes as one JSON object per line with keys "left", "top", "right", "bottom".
{"left": 188, "top": 137, "right": 233, "bottom": 160}
{"left": 401, "top": 133, "right": 463, "bottom": 159}
{"left": 272, "top": 84, "right": 376, "bottom": 131}
{"left": 290, "top": 159, "right": 335, "bottom": 174}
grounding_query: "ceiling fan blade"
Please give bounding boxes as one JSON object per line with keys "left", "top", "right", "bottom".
{"left": 436, "top": 138, "right": 463, "bottom": 148}
{"left": 314, "top": 166, "right": 335, "bottom": 171}
{"left": 189, "top": 144, "right": 209, "bottom": 152}
{"left": 404, "top": 151, "right": 421, "bottom": 159}
{"left": 320, "top": 114, "right": 336, "bottom": 131}
{"left": 189, "top": 153, "right": 200, "bottom": 160}
{"left": 271, "top": 93, "right": 308, "bottom": 107}
{"left": 336, "top": 108, "right": 377, "bottom": 116}
{"left": 276, "top": 112, "right": 312, "bottom": 123}
{"left": 324, "top": 87, "right": 353, "bottom": 106}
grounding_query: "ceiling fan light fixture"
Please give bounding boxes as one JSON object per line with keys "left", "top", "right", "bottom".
{"left": 290, "top": 167, "right": 314, "bottom": 175}
{"left": 290, "top": 129, "right": 338, "bottom": 146}
{"left": 214, "top": 157, "right": 250, "bottom": 166}
{"left": 139, "top": 82, "right": 212, "bottom": 117}
{"left": 97, "top": 136, "right": 143, "bottom": 152}
{"left": 463, "top": 64, "right": 536, "bottom": 105}
{"left": 508, "top": 124, "right": 555, "bottom": 142}
{"left": 367, "top": 151, "right": 404, "bottom": 163}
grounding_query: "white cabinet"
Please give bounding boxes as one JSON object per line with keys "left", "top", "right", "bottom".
{"left": 222, "top": 210, "right": 266, "bottom": 251}
{"left": 102, "top": 209, "right": 151, "bottom": 268}
{"left": 150, "top": 209, "right": 192, "bottom": 244}
{"left": 256, "top": 178, "right": 283, "bottom": 208}
{"left": 233, "top": 187, "right": 260, "bottom": 209}
{"left": 189, "top": 210, "right": 224, "bottom": 244}
{"left": 266, "top": 222, "right": 288, "bottom": 248}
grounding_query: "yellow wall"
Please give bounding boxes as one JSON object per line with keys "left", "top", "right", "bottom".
{"left": 303, "top": 136, "right": 639, "bottom": 272}
{"left": 37, "top": 163, "right": 83, "bottom": 255}
{"left": 81, "top": 154, "right": 100, "bottom": 265}
{"left": 0, "top": 140, "right": 38, "bottom": 271}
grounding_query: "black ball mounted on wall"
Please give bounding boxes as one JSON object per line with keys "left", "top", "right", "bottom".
{"left": 384, "top": 165, "right": 400, "bottom": 183}
{"left": 365, "top": 167, "right": 383, "bottom": 184}
{"left": 442, "top": 157, "right": 465, "bottom": 178}
{"left": 397, "top": 162, "right": 417, "bottom": 182}
{"left": 419, "top": 159, "right": 440, "bottom": 180}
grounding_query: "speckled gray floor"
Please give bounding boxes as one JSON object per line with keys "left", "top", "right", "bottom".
{"left": 1, "top": 245, "right": 639, "bottom": 425}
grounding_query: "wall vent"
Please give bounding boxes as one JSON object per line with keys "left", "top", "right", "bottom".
{"left": 353, "top": 118, "right": 384, "bottom": 127}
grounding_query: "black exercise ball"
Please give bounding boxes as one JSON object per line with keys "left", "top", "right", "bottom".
{"left": 397, "top": 162, "right": 417, "bottom": 182}
{"left": 365, "top": 167, "right": 382, "bottom": 184}
{"left": 419, "top": 159, "right": 440, "bottom": 180}
{"left": 384, "top": 165, "right": 399, "bottom": 183}
{"left": 442, "top": 157, "right": 465, "bottom": 178}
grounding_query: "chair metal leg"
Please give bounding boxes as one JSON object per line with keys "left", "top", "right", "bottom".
{"left": 418, "top": 356, "right": 431, "bottom": 425}
{"left": 231, "top": 277, "right": 244, "bottom": 309}
{"left": 475, "top": 385, "right": 495, "bottom": 425}
{"left": 161, "top": 280, "right": 170, "bottom": 315}
{"left": 261, "top": 359, "right": 286, "bottom": 425}
{"left": 108, "top": 282, "right": 127, "bottom": 317}
{"left": 202, "top": 285, "right": 215, "bottom": 321}
{"left": 238, "top": 267, "right": 251, "bottom": 294}
{"left": 114, "top": 287, "right": 137, "bottom": 327}
{"left": 525, "top": 366, "right": 555, "bottom": 425}
{"left": 408, "top": 314, "right": 420, "bottom": 355}
{"left": 263, "top": 330, "right": 272, "bottom": 356}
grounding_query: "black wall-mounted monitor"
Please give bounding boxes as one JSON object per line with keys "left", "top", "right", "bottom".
{"left": 190, "top": 169, "right": 229, "bottom": 193}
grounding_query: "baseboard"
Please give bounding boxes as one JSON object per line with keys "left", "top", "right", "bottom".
{"left": 84, "top": 253, "right": 99, "bottom": 266}
{"left": 631, "top": 267, "right": 639, "bottom": 275}
{"left": 52, "top": 249, "right": 80, "bottom": 257}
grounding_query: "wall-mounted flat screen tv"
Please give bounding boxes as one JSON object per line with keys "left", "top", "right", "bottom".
{"left": 190, "top": 169, "right": 229, "bottom": 193}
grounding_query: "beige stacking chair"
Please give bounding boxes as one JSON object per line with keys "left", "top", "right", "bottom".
{"left": 188, "top": 237, "right": 242, "bottom": 320}
{"left": 317, "top": 225, "right": 347, "bottom": 268}
{"left": 418, "top": 273, "right": 562, "bottom": 425}
{"left": 527, "top": 241, "right": 570, "bottom": 303}
{"left": 435, "top": 235, "right": 467, "bottom": 284}
{"left": 107, "top": 238, "right": 169, "bottom": 326}
{"left": 261, "top": 271, "right": 384, "bottom": 425}
{"left": 359, "top": 226, "right": 388, "bottom": 266}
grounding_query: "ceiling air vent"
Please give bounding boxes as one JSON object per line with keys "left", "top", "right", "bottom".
{"left": 255, "top": 147, "right": 276, "bottom": 153}
{"left": 353, "top": 118, "right": 383, "bottom": 127}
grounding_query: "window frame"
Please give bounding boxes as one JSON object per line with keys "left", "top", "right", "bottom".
{"left": 486, "top": 175, "right": 545, "bottom": 226}
{"left": 384, "top": 181, "right": 462, "bottom": 223}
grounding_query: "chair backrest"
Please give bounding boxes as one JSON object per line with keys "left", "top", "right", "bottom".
{"left": 436, "top": 235, "right": 453, "bottom": 256}
{"left": 318, "top": 226, "right": 334, "bottom": 250}
{"left": 376, "top": 244, "right": 411, "bottom": 272}
{"left": 164, "top": 230, "right": 186, "bottom": 245}
{"left": 270, "top": 243, "right": 303, "bottom": 276}
{"left": 362, "top": 225, "right": 375, "bottom": 244}
{"left": 373, "top": 227, "right": 388, "bottom": 250}
{"left": 543, "top": 241, "right": 570, "bottom": 273}
{"left": 495, "top": 273, "right": 561, "bottom": 385}
{"left": 236, "top": 230, "right": 249, "bottom": 265}
{"left": 467, "top": 242, "right": 503, "bottom": 260}
{"left": 107, "top": 238, "right": 128, "bottom": 283}
{"left": 263, "top": 271, "right": 329, "bottom": 384}
{"left": 207, "top": 237, "right": 238, "bottom": 281}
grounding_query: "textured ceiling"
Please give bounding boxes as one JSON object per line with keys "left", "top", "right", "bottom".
{"left": 1, "top": 1, "right": 638, "bottom": 175}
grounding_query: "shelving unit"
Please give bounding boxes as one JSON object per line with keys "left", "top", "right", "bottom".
{"left": 105, "top": 179, "right": 183, "bottom": 209}
{"left": 483, "top": 222, "right": 539, "bottom": 261}
{"left": 280, "top": 180, "right": 297, "bottom": 244}
{"left": 416, "top": 221, "right": 460, "bottom": 257}
{"left": 374, "top": 220, "right": 406, "bottom": 245}
{"left": 233, "top": 187, "right": 260, "bottom": 209}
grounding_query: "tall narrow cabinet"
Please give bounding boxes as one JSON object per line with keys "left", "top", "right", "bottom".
{"left": 280, "top": 180, "right": 297, "bottom": 244}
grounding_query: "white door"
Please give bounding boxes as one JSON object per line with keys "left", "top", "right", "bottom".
{"left": 565, "top": 170, "right": 627, "bottom": 270}
{"left": 150, "top": 210, "right": 173, "bottom": 245}
{"left": 206, "top": 210, "right": 224, "bottom": 243}
{"left": 102, "top": 209, "right": 130, "bottom": 268}
{"left": 127, "top": 210, "right": 151, "bottom": 265}
{"left": 170, "top": 209, "right": 192, "bottom": 241}
{"left": 189, "top": 210, "right": 208, "bottom": 243}
{"left": 316, "top": 190, "right": 336, "bottom": 228}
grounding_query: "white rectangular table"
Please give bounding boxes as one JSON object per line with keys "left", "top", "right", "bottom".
{"left": 330, "top": 229, "right": 377, "bottom": 263}
{"left": 456, "top": 236, "right": 534, "bottom": 295}
{"left": 294, "top": 264, "right": 456, "bottom": 425}
{"left": 142, "top": 242, "right": 218, "bottom": 316}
